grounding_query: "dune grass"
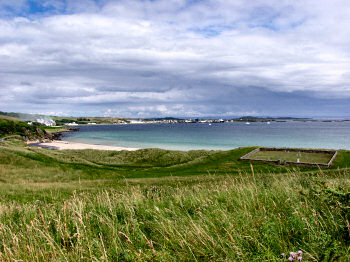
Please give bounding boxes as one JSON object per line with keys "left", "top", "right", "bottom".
{"left": 0, "top": 139, "right": 349, "bottom": 261}
{"left": 0, "top": 171, "right": 349, "bottom": 261}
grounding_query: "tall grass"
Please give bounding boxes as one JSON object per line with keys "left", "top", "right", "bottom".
{"left": 0, "top": 170, "right": 348, "bottom": 261}
{"left": 0, "top": 139, "right": 349, "bottom": 260}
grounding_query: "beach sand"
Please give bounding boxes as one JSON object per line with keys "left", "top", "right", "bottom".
{"left": 27, "top": 140, "right": 139, "bottom": 151}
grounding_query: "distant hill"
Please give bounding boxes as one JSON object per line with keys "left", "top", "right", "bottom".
{"left": 0, "top": 114, "right": 22, "bottom": 121}
{"left": 235, "top": 116, "right": 311, "bottom": 122}
{"left": 0, "top": 111, "right": 50, "bottom": 121}
{"left": 144, "top": 117, "right": 184, "bottom": 121}
{"left": 0, "top": 111, "right": 29, "bottom": 120}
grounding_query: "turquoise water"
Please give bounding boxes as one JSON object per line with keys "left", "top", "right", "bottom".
{"left": 61, "top": 121, "right": 350, "bottom": 150}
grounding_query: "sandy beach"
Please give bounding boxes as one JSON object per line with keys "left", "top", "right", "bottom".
{"left": 27, "top": 140, "right": 139, "bottom": 151}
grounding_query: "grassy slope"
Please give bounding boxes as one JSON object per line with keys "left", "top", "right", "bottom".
{"left": 0, "top": 139, "right": 349, "bottom": 261}
{"left": 0, "top": 118, "right": 46, "bottom": 139}
{"left": 0, "top": 114, "right": 22, "bottom": 121}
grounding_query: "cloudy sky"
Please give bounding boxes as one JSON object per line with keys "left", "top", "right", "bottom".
{"left": 1, "top": 0, "right": 350, "bottom": 118}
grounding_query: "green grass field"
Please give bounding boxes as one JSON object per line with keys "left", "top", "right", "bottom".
{"left": 0, "top": 139, "right": 349, "bottom": 261}
{"left": 248, "top": 150, "right": 334, "bottom": 164}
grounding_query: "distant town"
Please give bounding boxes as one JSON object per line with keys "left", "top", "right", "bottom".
{"left": 1, "top": 111, "right": 350, "bottom": 127}
{"left": 26, "top": 116, "right": 311, "bottom": 126}
{"left": 19, "top": 117, "right": 350, "bottom": 127}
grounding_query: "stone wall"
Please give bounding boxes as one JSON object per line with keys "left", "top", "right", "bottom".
{"left": 240, "top": 147, "right": 338, "bottom": 167}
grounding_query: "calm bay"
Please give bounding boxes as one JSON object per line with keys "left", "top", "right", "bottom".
{"left": 61, "top": 121, "right": 350, "bottom": 150}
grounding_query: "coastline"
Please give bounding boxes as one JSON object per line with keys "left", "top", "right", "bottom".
{"left": 27, "top": 140, "right": 139, "bottom": 151}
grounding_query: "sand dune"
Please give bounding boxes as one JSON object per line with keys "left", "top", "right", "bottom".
{"left": 28, "top": 140, "right": 139, "bottom": 151}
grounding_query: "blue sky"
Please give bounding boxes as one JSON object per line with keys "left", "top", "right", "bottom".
{"left": 1, "top": 0, "right": 350, "bottom": 118}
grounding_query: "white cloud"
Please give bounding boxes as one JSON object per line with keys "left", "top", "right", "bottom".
{"left": 0, "top": 0, "right": 350, "bottom": 117}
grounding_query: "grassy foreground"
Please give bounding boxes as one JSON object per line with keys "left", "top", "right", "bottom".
{"left": 0, "top": 139, "right": 349, "bottom": 261}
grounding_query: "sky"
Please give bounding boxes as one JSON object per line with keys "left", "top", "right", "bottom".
{"left": 0, "top": 0, "right": 350, "bottom": 118}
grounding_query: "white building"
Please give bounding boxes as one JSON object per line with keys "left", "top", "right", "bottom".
{"left": 129, "top": 120, "right": 144, "bottom": 124}
{"left": 66, "top": 122, "right": 79, "bottom": 126}
{"left": 35, "top": 118, "right": 56, "bottom": 126}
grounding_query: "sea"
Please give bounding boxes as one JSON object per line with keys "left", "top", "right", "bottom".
{"left": 60, "top": 121, "right": 350, "bottom": 151}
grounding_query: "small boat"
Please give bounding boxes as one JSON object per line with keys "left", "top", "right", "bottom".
{"left": 209, "top": 123, "right": 212, "bottom": 126}
{"left": 267, "top": 121, "right": 271, "bottom": 124}
{"left": 245, "top": 122, "right": 250, "bottom": 125}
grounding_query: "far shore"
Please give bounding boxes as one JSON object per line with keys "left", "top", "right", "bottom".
{"left": 27, "top": 140, "right": 139, "bottom": 151}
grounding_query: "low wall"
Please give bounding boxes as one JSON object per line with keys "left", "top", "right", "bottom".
{"left": 240, "top": 147, "right": 338, "bottom": 167}
{"left": 240, "top": 148, "right": 260, "bottom": 159}
{"left": 259, "top": 147, "right": 336, "bottom": 155}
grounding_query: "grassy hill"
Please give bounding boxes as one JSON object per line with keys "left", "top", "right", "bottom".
{"left": 0, "top": 117, "right": 48, "bottom": 140}
{"left": 0, "top": 139, "right": 349, "bottom": 261}
{"left": 0, "top": 114, "right": 22, "bottom": 121}
{"left": 0, "top": 111, "right": 24, "bottom": 120}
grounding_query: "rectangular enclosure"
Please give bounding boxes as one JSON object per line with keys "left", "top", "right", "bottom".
{"left": 240, "top": 147, "right": 337, "bottom": 167}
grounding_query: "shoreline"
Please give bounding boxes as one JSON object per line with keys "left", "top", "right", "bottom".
{"left": 27, "top": 140, "right": 139, "bottom": 151}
